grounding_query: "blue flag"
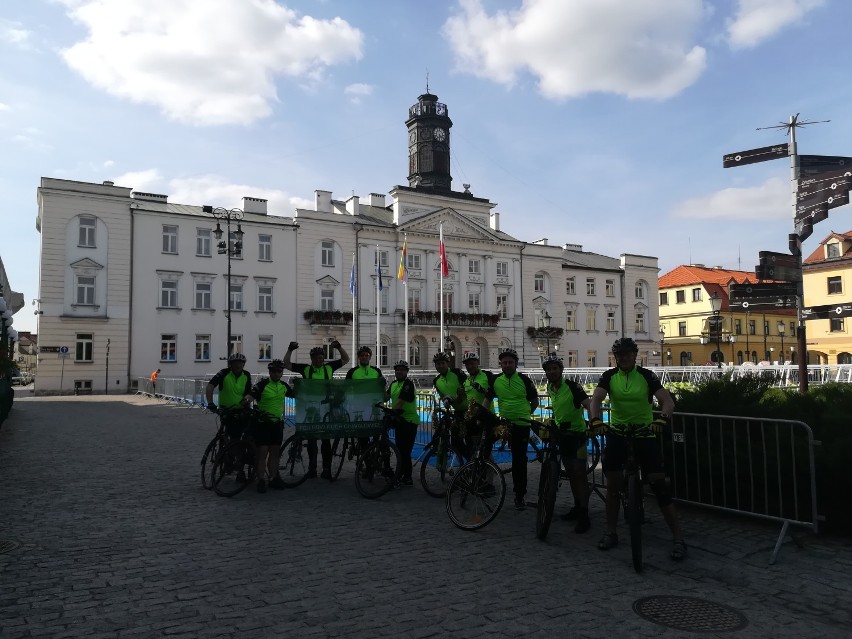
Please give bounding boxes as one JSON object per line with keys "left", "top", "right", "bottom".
{"left": 376, "top": 261, "right": 383, "bottom": 291}
{"left": 349, "top": 260, "right": 357, "bottom": 296}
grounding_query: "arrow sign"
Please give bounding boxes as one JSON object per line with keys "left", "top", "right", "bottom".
{"left": 795, "top": 168, "right": 852, "bottom": 222}
{"left": 799, "top": 155, "right": 852, "bottom": 176}
{"left": 730, "top": 297, "right": 796, "bottom": 310}
{"left": 802, "top": 303, "right": 852, "bottom": 320}
{"left": 729, "top": 282, "right": 798, "bottom": 299}
{"left": 755, "top": 264, "right": 802, "bottom": 282}
{"left": 758, "top": 251, "right": 799, "bottom": 270}
{"left": 723, "top": 144, "right": 789, "bottom": 168}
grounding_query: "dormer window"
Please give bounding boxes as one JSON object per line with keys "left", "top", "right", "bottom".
{"left": 826, "top": 242, "right": 840, "bottom": 258}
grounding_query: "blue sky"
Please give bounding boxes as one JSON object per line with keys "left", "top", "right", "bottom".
{"left": 2, "top": 0, "right": 850, "bottom": 334}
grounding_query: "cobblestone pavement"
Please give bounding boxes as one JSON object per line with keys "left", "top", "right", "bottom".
{"left": 1, "top": 396, "right": 850, "bottom": 639}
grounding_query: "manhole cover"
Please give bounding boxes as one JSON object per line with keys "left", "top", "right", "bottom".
{"left": 0, "top": 540, "right": 20, "bottom": 555}
{"left": 633, "top": 596, "right": 748, "bottom": 633}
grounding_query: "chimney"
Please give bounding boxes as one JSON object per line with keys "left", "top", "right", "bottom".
{"left": 242, "top": 196, "right": 268, "bottom": 215}
{"left": 369, "top": 193, "right": 386, "bottom": 208}
{"left": 131, "top": 191, "right": 168, "bottom": 203}
{"left": 562, "top": 243, "right": 583, "bottom": 251}
{"left": 315, "top": 190, "right": 332, "bottom": 213}
{"left": 490, "top": 211, "right": 500, "bottom": 232}
{"left": 103, "top": 180, "right": 114, "bottom": 186}
{"left": 345, "top": 195, "right": 359, "bottom": 216}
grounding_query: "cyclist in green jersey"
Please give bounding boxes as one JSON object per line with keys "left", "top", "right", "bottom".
{"left": 205, "top": 352, "right": 252, "bottom": 440}
{"left": 486, "top": 348, "right": 539, "bottom": 510}
{"left": 245, "top": 359, "right": 292, "bottom": 493}
{"left": 432, "top": 351, "right": 469, "bottom": 457}
{"left": 589, "top": 338, "right": 686, "bottom": 561}
{"left": 461, "top": 351, "right": 496, "bottom": 461}
{"left": 284, "top": 340, "right": 350, "bottom": 479}
{"left": 387, "top": 360, "right": 419, "bottom": 486}
{"left": 346, "top": 346, "right": 386, "bottom": 453}
{"left": 543, "top": 354, "right": 592, "bottom": 533}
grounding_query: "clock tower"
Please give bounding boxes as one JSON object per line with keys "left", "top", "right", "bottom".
{"left": 405, "top": 91, "right": 453, "bottom": 191}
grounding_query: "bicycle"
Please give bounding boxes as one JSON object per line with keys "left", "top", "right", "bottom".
{"left": 200, "top": 407, "right": 244, "bottom": 490}
{"left": 354, "top": 404, "right": 403, "bottom": 499}
{"left": 417, "top": 404, "right": 465, "bottom": 498}
{"left": 210, "top": 408, "right": 272, "bottom": 497}
{"left": 496, "top": 417, "right": 601, "bottom": 478}
{"left": 446, "top": 422, "right": 507, "bottom": 530}
{"left": 535, "top": 422, "right": 561, "bottom": 541}
{"left": 278, "top": 430, "right": 311, "bottom": 487}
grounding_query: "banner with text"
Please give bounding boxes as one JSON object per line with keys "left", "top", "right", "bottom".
{"left": 293, "top": 378, "right": 385, "bottom": 438}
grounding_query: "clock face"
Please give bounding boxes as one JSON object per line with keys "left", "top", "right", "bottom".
{"left": 434, "top": 128, "right": 446, "bottom": 142}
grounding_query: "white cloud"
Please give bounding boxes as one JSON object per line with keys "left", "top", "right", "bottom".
{"left": 59, "top": 0, "right": 364, "bottom": 125}
{"left": 0, "top": 102, "right": 10, "bottom": 112}
{"left": 169, "top": 175, "right": 310, "bottom": 214}
{"left": 103, "top": 160, "right": 114, "bottom": 168}
{"left": 727, "top": 0, "right": 825, "bottom": 49}
{"left": 344, "top": 83, "right": 373, "bottom": 104}
{"left": 113, "top": 169, "right": 162, "bottom": 191}
{"left": 442, "top": 0, "right": 707, "bottom": 100}
{"left": 670, "top": 177, "right": 789, "bottom": 220}
{"left": 0, "top": 19, "right": 33, "bottom": 49}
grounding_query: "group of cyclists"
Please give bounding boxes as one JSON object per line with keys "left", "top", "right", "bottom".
{"left": 203, "top": 336, "right": 687, "bottom": 562}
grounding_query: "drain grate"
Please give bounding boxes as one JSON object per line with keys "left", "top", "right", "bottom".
{"left": 633, "top": 595, "right": 748, "bottom": 633}
{"left": 0, "top": 540, "right": 20, "bottom": 555}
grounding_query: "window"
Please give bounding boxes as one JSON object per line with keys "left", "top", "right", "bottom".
{"left": 380, "top": 289, "right": 389, "bottom": 314}
{"left": 830, "top": 318, "right": 845, "bottom": 332}
{"left": 228, "top": 231, "right": 243, "bottom": 259}
{"left": 257, "top": 285, "right": 273, "bottom": 312}
{"left": 321, "top": 241, "right": 334, "bottom": 266}
{"left": 678, "top": 321, "right": 687, "bottom": 337}
{"left": 162, "top": 225, "right": 178, "bottom": 254}
{"left": 828, "top": 276, "right": 843, "bottom": 295}
{"left": 374, "top": 250, "right": 389, "bottom": 268}
{"left": 749, "top": 320, "right": 756, "bottom": 335}
{"left": 635, "top": 312, "right": 645, "bottom": 333}
{"left": 827, "top": 242, "right": 840, "bottom": 258}
{"left": 74, "top": 380, "right": 93, "bottom": 393}
{"left": 790, "top": 321, "right": 796, "bottom": 336}
{"left": 635, "top": 282, "right": 644, "bottom": 299}
{"left": 409, "top": 342, "right": 422, "bottom": 367}
{"left": 566, "top": 309, "right": 576, "bottom": 330}
{"left": 229, "top": 284, "right": 243, "bottom": 311}
{"left": 437, "top": 291, "right": 453, "bottom": 313}
{"left": 408, "top": 288, "right": 421, "bottom": 313}
{"left": 692, "top": 288, "right": 702, "bottom": 302}
{"left": 320, "top": 289, "right": 334, "bottom": 311}
{"left": 586, "top": 308, "right": 596, "bottom": 331}
{"left": 734, "top": 319, "right": 742, "bottom": 335}
{"left": 586, "top": 278, "right": 596, "bottom": 296}
{"left": 194, "top": 282, "right": 211, "bottom": 310}
{"left": 606, "top": 280, "right": 615, "bottom": 297}
{"left": 659, "top": 292, "right": 668, "bottom": 305}
{"left": 566, "top": 277, "right": 575, "bottom": 295}
{"left": 496, "top": 294, "right": 508, "bottom": 320}
{"left": 258, "top": 234, "right": 272, "bottom": 261}
{"left": 75, "top": 275, "right": 95, "bottom": 305}
{"left": 379, "top": 343, "right": 389, "bottom": 367}
{"left": 407, "top": 253, "right": 421, "bottom": 270}
{"left": 196, "top": 229, "right": 211, "bottom": 256}
{"left": 606, "top": 311, "right": 616, "bottom": 331}
{"left": 195, "top": 335, "right": 210, "bottom": 362}
{"left": 258, "top": 336, "right": 272, "bottom": 361}
{"left": 229, "top": 335, "right": 243, "bottom": 356}
{"left": 160, "top": 334, "right": 177, "bottom": 362}
{"left": 468, "top": 259, "right": 481, "bottom": 275}
{"left": 78, "top": 216, "right": 96, "bottom": 247}
{"left": 75, "top": 333, "right": 93, "bottom": 362}
{"left": 676, "top": 290, "right": 685, "bottom": 304}
{"left": 497, "top": 261, "right": 509, "bottom": 277}
{"left": 566, "top": 351, "right": 577, "bottom": 368}
{"left": 160, "top": 280, "right": 178, "bottom": 308}
{"left": 534, "top": 274, "right": 545, "bottom": 293}
{"left": 764, "top": 320, "right": 770, "bottom": 335}
{"left": 469, "top": 292, "right": 481, "bottom": 313}
{"left": 587, "top": 351, "right": 597, "bottom": 367}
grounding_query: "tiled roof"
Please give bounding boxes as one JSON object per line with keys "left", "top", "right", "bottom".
{"left": 658, "top": 265, "right": 755, "bottom": 288}
{"left": 803, "top": 230, "right": 852, "bottom": 264}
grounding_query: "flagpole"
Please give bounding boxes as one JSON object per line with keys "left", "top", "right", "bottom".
{"left": 376, "top": 244, "right": 381, "bottom": 361}
{"left": 439, "top": 222, "right": 444, "bottom": 354}
{"left": 350, "top": 252, "right": 356, "bottom": 357}
{"left": 403, "top": 234, "right": 408, "bottom": 361}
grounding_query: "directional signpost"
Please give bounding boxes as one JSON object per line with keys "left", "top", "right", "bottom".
{"left": 802, "top": 303, "right": 852, "bottom": 321}
{"left": 755, "top": 250, "right": 802, "bottom": 282}
{"left": 729, "top": 282, "right": 797, "bottom": 310}
{"left": 799, "top": 155, "right": 852, "bottom": 176}
{"left": 722, "top": 144, "right": 788, "bottom": 168}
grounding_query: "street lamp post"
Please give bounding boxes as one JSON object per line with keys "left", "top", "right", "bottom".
{"left": 709, "top": 291, "right": 723, "bottom": 369}
{"left": 536, "top": 310, "right": 560, "bottom": 363}
{"left": 203, "top": 206, "right": 244, "bottom": 357}
{"left": 778, "top": 322, "right": 786, "bottom": 363}
{"left": 659, "top": 327, "right": 665, "bottom": 366}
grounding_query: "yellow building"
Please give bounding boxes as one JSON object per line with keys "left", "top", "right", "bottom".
{"left": 802, "top": 231, "right": 852, "bottom": 364}
{"left": 658, "top": 265, "right": 797, "bottom": 366}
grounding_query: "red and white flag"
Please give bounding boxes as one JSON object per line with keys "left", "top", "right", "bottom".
{"left": 439, "top": 223, "right": 449, "bottom": 276}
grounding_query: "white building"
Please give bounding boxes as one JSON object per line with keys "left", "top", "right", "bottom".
{"left": 34, "top": 90, "right": 660, "bottom": 394}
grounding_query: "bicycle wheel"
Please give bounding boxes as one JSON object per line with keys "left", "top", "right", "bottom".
{"left": 354, "top": 440, "right": 400, "bottom": 499}
{"left": 536, "top": 456, "right": 559, "bottom": 541}
{"left": 211, "top": 441, "right": 254, "bottom": 497}
{"left": 626, "top": 474, "right": 644, "bottom": 573}
{"left": 446, "top": 460, "right": 506, "bottom": 530}
{"left": 328, "top": 437, "right": 348, "bottom": 482}
{"left": 420, "top": 443, "right": 464, "bottom": 498}
{"left": 200, "top": 435, "right": 224, "bottom": 490}
{"left": 586, "top": 436, "right": 602, "bottom": 475}
{"left": 278, "top": 434, "right": 310, "bottom": 488}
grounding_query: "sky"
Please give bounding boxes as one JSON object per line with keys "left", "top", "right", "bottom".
{"left": 3, "top": 0, "right": 851, "bottom": 334}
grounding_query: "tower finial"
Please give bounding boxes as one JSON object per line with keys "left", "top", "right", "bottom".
{"left": 425, "top": 69, "right": 429, "bottom": 93}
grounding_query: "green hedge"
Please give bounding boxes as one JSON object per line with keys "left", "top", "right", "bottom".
{"left": 675, "top": 376, "right": 852, "bottom": 534}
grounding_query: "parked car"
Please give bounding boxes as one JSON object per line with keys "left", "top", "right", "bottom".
{"left": 11, "top": 371, "right": 33, "bottom": 386}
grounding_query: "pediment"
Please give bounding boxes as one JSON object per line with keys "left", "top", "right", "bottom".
{"left": 70, "top": 258, "right": 104, "bottom": 270}
{"left": 532, "top": 295, "right": 550, "bottom": 306}
{"left": 401, "top": 208, "right": 499, "bottom": 242}
{"left": 316, "top": 275, "right": 340, "bottom": 286}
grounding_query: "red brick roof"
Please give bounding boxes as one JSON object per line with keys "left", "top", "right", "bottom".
{"left": 803, "top": 230, "right": 852, "bottom": 264}
{"left": 658, "top": 265, "right": 755, "bottom": 289}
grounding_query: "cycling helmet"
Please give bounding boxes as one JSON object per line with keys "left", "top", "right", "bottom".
{"left": 309, "top": 346, "right": 325, "bottom": 357}
{"left": 357, "top": 346, "right": 372, "bottom": 356}
{"left": 611, "top": 337, "right": 639, "bottom": 354}
{"left": 228, "top": 352, "right": 247, "bottom": 363}
{"left": 393, "top": 360, "right": 410, "bottom": 370}
{"left": 498, "top": 348, "right": 518, "bottom": 361}
{"left": 542, "top": 354, "right": 564, "bottom": 369}
{"left": 461, "top": 351, "right": 479, "bottom": 362}
{"left": 268, "top": 359, "right": 285, "bottom": 371}
{"left": 433, "top": 351, "right": 451, "bottom": 363}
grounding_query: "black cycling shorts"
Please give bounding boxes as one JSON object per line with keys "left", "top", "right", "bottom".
{"left": 601, "top": 433, "right": 663, "bottom": 475}
{"left": 252, "top": 420, "right": 284, "bottom": 447}
{"left": 556, "top": 430, "right": 587, "bottom": 462}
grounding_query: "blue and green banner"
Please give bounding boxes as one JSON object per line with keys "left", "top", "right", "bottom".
{"left": 293, "top": 378, "right": 385, "bottom": 438}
